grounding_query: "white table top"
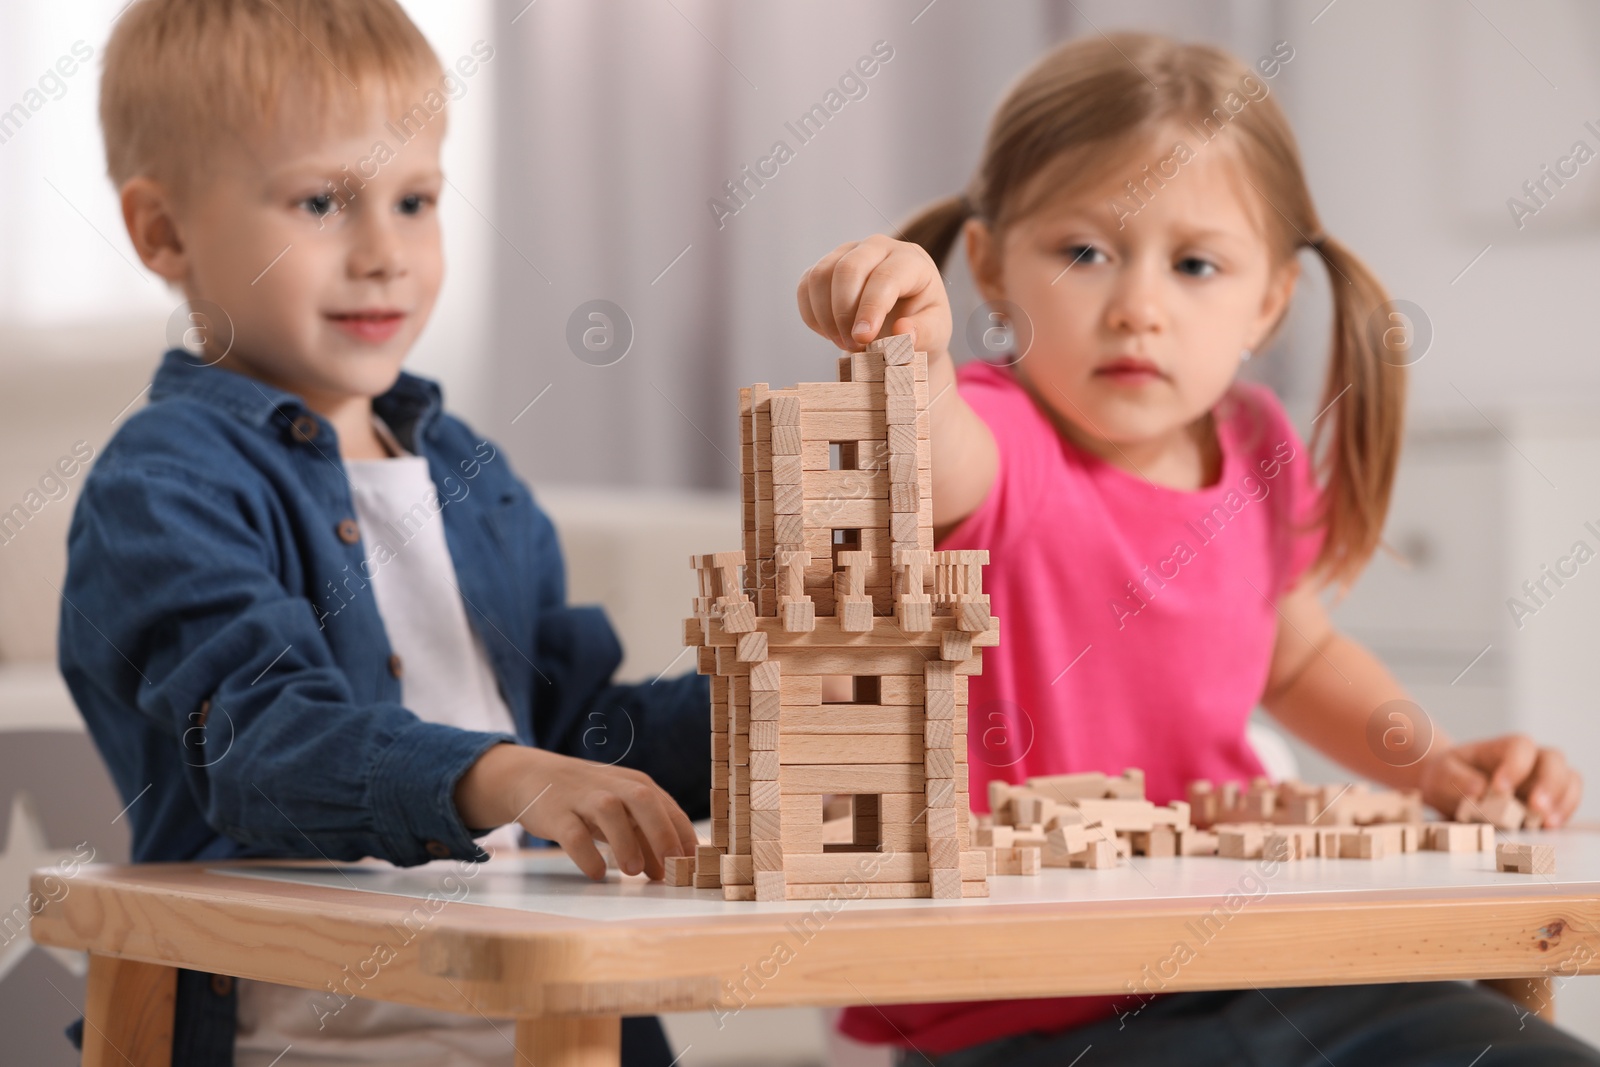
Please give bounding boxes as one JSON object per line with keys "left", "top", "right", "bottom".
{"left": 210, "top": 828, "right": 1598, "bottom": 925}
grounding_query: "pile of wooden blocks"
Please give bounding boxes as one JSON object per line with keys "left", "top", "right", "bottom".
{"left": 964, "top": 773, "right": 1546, "bottom": 875}
{"left": 672, "top": 334, "right": 1002, "bottom": 901}
{"left": 975, "top": 770, "right": 1202, "bottom": 872}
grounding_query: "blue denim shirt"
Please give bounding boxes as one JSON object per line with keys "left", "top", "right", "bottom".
{"left": 58, "top": 349, "right": 709, "bottom": 1063}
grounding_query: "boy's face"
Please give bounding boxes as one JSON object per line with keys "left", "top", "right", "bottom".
{"left": 174, "top": 90, "right": 445, "bottom": 407}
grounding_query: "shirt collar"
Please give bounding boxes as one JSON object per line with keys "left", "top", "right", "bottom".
{"left": 148, "top": 348, "right": 444, "bottom": 446}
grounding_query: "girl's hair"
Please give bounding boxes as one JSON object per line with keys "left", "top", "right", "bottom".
{"left": 905, "top": 32, "right": 1406, "bottom": 591}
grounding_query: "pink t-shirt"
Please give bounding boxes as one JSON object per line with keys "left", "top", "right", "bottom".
{"left": 838, "top": 360, "right": 1325, "bottom": 1054}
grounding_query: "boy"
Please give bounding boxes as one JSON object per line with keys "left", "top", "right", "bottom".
{"left": 61, "top": 2, "right": 706, "bottom": 1063}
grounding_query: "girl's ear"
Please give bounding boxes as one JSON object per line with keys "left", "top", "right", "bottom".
{"left": 963, "top": 216, "right": 1005, "bottom": 304}
{"left": 1251, "top": 256, "right": 1301, "bottom": 349}
{"left": 119, "top": 177, "right": 189, "bottom": 286}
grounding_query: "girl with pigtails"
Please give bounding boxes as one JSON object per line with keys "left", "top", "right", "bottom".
{"left": 800, "top": 32, "right": 1593, "bottom": 1066}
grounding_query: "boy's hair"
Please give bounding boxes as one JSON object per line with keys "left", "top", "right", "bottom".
{"left": 100, "top": 0, "right": 443, "bottom": 203}
{"left": 905, "top": 32, "right": 1405, "bottom": 592}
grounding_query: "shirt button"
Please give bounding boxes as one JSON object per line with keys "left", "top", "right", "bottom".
{"left": 210, "top": 974, "right": 234, "bottom": 996}
{"left": 336, "top": 518, "right": 361, "bottom": 544}
{"left": 291, "top": 414, "right": 320, "bottom": 442}
{"left": 387, "top": 653, "right": 404, "bottom": 679}
{"left": 425, "top": 840, "right": 452, "bottom": 859}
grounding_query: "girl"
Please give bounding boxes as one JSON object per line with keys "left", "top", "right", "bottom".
{"left": 799, "top": 32, "right": 1593, "bottom": 1067}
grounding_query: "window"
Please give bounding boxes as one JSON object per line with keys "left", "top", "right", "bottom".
{"left": 821, "top": 675, "right": 880, "bottom": 704}
{"left": 824, "top": 794, "right": 882, "bottom": 853}
{"left": 831, "top": 527, "right": 861, "bottom": 569}
{"left": 828, "top": 441, "right": 858, "bottom": 470}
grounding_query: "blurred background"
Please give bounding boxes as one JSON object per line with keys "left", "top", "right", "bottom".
{"left": 5, "top": 0, "right": 1600, "bottom": 1062}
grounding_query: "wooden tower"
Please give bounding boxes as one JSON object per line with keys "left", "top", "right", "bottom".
{"left": 683, "top": 334, "right": 1000, "bottom": 901}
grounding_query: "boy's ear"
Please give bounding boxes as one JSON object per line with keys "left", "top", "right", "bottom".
{"left": 962, "top": 216, "right": 1005, "bottom": 304}
{"left": 119, "top": 177, "right": 188, "bottom": 285}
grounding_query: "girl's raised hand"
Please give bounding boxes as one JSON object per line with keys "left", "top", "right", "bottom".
{"left": 797, "top": 234, "right": 952, "bottom": 357}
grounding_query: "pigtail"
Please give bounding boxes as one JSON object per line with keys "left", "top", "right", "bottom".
{"left": 1304, "top": 234, "right": 1408, "bottom": 592}
{"left": 902, "top": 194, "right": 975, "bottom": 270}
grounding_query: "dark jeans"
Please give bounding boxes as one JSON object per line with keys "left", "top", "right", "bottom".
{"left": 894, "top": 983, "right": 1600, "bottom": 1067}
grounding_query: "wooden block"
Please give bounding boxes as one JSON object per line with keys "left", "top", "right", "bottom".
{"left": 755, "top": 870, "right": 786, "bottom": 900}
{"left": 1497, "top": 842, "right": 1555, "bottom": 875}
{"left": 1177, "top": 828, "right": 1218, "bottom": 856}
{"left": 868, "top": 334, "right": 915, "bottom": 366}
{"left": 928, "top": 836, "right": 960, "bottom": 869}
{"left": 1217, "top": 826, "right": 1264, "bottom": 859}
{"left": 927, "top": 807, "right": 958, "bottom": 837}
{"left": 663, "top": 855, "right": 696, "bottom": 886}
{"left": 1456, "top": 791, "right": 1526, "bottom": 832}
{"left": 749, "top": 720, "right": 778, "bottom": 751}
{"left": 770, "top": 395, "right": 800, "bottom": 425}
{"left": 1028, "top": 772, "right": 1109, "bottom": 801}
{"left": 779, "top": 764, "right": 924, "bottom": 794}
{"left": 984, "top": 845, "right": 1041, "bottom": 876}
{"left": 924, "top": 719, "right": 954, "bottom": 749}
{"left": 926, "top": 777, "right": 956, "bottom": 809}
{"left": 780, "top": 599, "right": 816, "bottom": 632}
{"left": 975, "top": 825, "right": 1015, "bottom": 848}
{"left": 749, "top": 750, "right": 779, "bottom": 781}
{"left": 930, "top": 867, "right": 963, "bottom": 898}
{"left": 940, "top": 629, "right": 973, "bottom": 661}
{"left": 884, "top": 363, "right": 915, "bottom": 395}
{"left": 897, "top": 598, "right": 932, "bottom": 632}
{"left": 750, "top": 661, "right": 781, "bottom": 691}
{"left": 779, "top": 732, "right": 922, "bottom": 764}
{"left": 736, "top": 631, "right": 768, "bottom": 663}
{"left": 750, "top": 690, "right": 781, "bottom": 722}
{"left": 839, "top": 599, "right": 874, "bottom": 632}
{"left": 695, "top": 844, "right": 724, "bottom": 888}
{"left": 721, "top": 599, "right": 756, "bottom": 633}
{"left": 750, "top": 780, "right": 781, "bottom": 809}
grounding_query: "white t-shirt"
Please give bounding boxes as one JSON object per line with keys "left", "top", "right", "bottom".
{"left": 235, "top": 417, "right": 522, "bottom": 1066}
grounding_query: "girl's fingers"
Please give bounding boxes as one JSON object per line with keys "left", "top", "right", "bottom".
{"left": 805, "top": 252, "right": 850, "bottom": 348}
{"left": 1554, "top": 772, "right": 1584, "bottom": 828}
{"left": 1523, "top": 748, "right": 1568, "bottom": 820}
{"left": 830, "top": 240, "right": 895, "bottom": 344}
{"left": 1430, "top": 751, "right": 1487, "bottom": 815}
{"left": 855, "top": 247, "right": 931, "bottom": 346}
{"left": 1487, "top": 735, "right": 1540, "bottom": 796}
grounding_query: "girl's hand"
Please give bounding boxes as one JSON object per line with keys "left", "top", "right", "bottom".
{"left": 454, "top": 743, "right": 700, "bottom": 880}
{"left": 797, "top": 234, "right": 953, "bottom": 358}
{"left": 1418, "top": 735, "right": 1582, "bottom": 828}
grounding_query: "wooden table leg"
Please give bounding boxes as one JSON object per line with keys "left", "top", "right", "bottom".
{"left": 1482, "top": 976, "right": 1556, "bottom": 1023}
{"left": 515, "top": 1015, "right": 622, "bottom": 1066}
{"left": 82, "top": 953, "right": 177, "bottom": 1067}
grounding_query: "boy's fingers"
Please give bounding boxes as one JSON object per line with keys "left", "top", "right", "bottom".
{"left": 587, "top": 798, "right": 645, "bottom": 877}
{"left": 622, "top": 789, "right": 684, "bottom": 874}
{"left": 551, "top": 815, "right": 607, "bottom": 881}
{"left": 831, "top": 241, "right": 894, "bottom": 344}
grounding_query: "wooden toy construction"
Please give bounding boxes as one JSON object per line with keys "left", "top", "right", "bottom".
{"left": 677, "top": 334, "right": 1000, "bottom": 901}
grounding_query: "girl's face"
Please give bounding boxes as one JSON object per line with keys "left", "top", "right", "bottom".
{"left": 966, "top": 131, "right": 1300, "bottom": 466}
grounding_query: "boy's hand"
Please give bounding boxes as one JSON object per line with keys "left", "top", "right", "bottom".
{"left": 797, "top": 234, "right": 952, "bottom": 359}
{"left": 1418, "top": 735, "right": 1582, "bottom": 828}
{"left": 454, "top": 743, "right": 699, "bottom": 880}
